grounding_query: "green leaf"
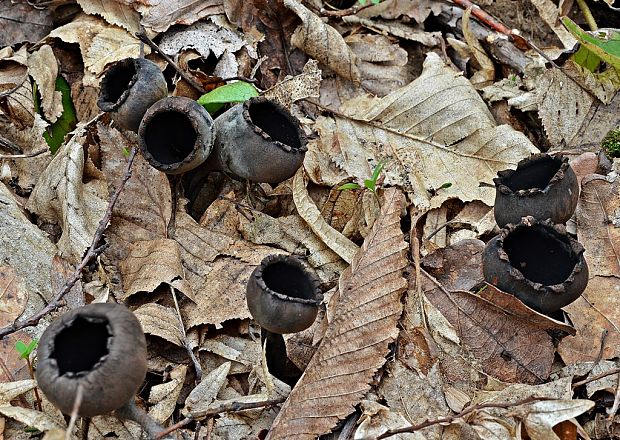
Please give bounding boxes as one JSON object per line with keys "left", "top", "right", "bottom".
{"left": 572, "top": 45, "right": 601, "bottom": 72}
{"left": 370, "top": 161, "right": 385, "bottom": 182}
{"left": 562, "top": 18, "right": 620, "bottom": 71}
{"left": 15, "top": 340, "right": 28, "bottom": 358}
{"left": 371, "top": 0, "right": 381, "bottom": 4}
{"left": 363, "top": 179, "right": 376, "bottom": 192}
{"left": 338, "top": 182, "right": 361, "bottom": 191}
{"left": 122, "top": 147, "right": 130, "bottom": 157}
{"left": 42, "top": 76, "right": 77, "bottom": 154}
{"left": 197, "top": 81, "right": 259, "bottom": 114}
{"left": 438, "top": 182, "right": 452, "bottom": 190}
{"left": 358, "top": 0, "right": 367, "bottom": 5}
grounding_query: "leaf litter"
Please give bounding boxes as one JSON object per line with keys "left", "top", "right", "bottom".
{"left": 0, "top": 0, "right": 619, "bottom": 438}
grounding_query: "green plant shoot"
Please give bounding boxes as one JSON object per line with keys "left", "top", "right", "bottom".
{"left": 33, "top": 76, "right": 77, "bottom": 154}
{"left": 562, "top": 18, "right": 620, "bottom": 71}
{"left": 15, "top": 339, "right": 38, "bottom": 360}
{"left": 338, "top": 160, "right": 385, "bottom": 193}
{"left": 197, "top": 81, "right": 259, "bottom": 114}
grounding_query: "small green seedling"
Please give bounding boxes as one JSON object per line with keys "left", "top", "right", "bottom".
{"left": 602, "top": 128, "right": 620, "bottom": 158}
{"left": 358, "top": 0, "right": 382, "bottom": 5}
{"left": 338, "top": 160, "right": 385, "bottom": 193}
{"left": 15, "top": 339, "right": 38, "bottom": 360}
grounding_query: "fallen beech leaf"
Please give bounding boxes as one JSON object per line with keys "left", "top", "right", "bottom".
{"left": 421, "top": 271, "right": 568, "bottom": 383}
{"left": 134, "top": 303, "right": 184, "bottom": 347}
{"left": 530, "top": 0, "right": 576, "bottom": 49}
{"left": 138, "top": 0, "right": 225, "bottom": 33}
{"left": 558, "top": 174, "right": 620, "bottom": 363}
{"left": 268, "top": 188, "right": 407, "bottom": 439}
{"left": 27, "top": 45, "right": 62, "bottom": 123}
{"left": 76, "top": 0, "right": 141, "bottom": 33}
{"left": 293, "top": 169, "right": 359, "bottom": 264}
{"left": 358, "top": 0, "right": 444, "bottom": 24}
{"left": 148, "top": 364, "right": 188, "bottom": 423}
{"left": 26, "top": 124, "right": 108, "bottom": 263}
{"left": 518, "top": 399, "right": 594, "bottom": 440}
{"left": 0, "top": 380, "right": 36, "bottom": 404}
{"left": 263, "top": 59, "right": 321, "bottom": 109}
{"left": 0, "top": 46, "right": 35, "bottom": 128}
{"left": 354, "top": 399, "right": 412, "bottom": 440}
{"left": 421, "top": 239, "right": 485, "bottom": 291}
{"left": 0, "top": 406, "right": 64, "bottom": 432}
{"left": 284, "top": 0, "right": 360, "bottom": 82}
{"left": 199, "top": 335, "right": 261, "bottom": 374}
{"left": 120, "top": 239, "right": 194, "bottom": 301}
{"left": 184, "top": 362, "right": 231, "bottom": 416}
{"left": 462, "top": 8, "right": 495, "bottom": 88}
{"left": 159, "top": 21, "right": 248, "bottom": 59}
{"left": 50, "top": 255, "right": 84, "bottom": 309}
{"left": 308, "top": 52, "right": 537, "bottom": 209}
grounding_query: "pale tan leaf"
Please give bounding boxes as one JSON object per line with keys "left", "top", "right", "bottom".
{"left": 138, "top": 0, "right": 225, "bottom": 33}
{"left": 421, "top": 239, "right": 485, "bottom": 292}
{"left": 267, "top": 188, "right": 408, "bottom": 439}
{"left": 293, "top": 169, "right": 359, "bottom": 264}
{"left": 199, "top": 335, "right": 261, "bottom": 373}
{"left": 537, "top": 68, "right": 594, "bottom": 149}
{"left": 240, "top": 212, "right": 347, "bottom": 285}
{"left": 27, "top": 45, "right": 62, "bottom": 123}
{"left": 0, "top": 380, "right": 36, "bottom": 405}
{"left": 283, "top": 0, "right": 361, "bottom": 82}
{"left": 354, "top": 400, "right": 413, "bottom": 440}
{"left": 342, "top": 16, "right": 442, "bottom": 47}
{"left": 263, "top": 59, "right": 321, "bottom": 109}
{"left": 50, "top": 255, "right": 84, "bottom": 309}
{"left": 90, "top": 415, "right": 143, "bottom": 439}
{"left": 76, "top": 0, "right": 141, "bottom": 33}
{"left": 26, "top": 125, "right": 108, "bottom": 263}
{"left": 519, "top": 399, "right": 594, "bottom": 440}
{"left": 49, "top": 14, "right": 146, "bottom": 86}
{"left": 308, "top": 53, "right": 538, "bottom": 209}
{"left": 159, "top": 21, "right": 247, "bottom": 59}
{"left": 148, "top": 364, "right": 187, "bottom": 423}
{"left": 0, "top": 406, "right": 64, "bottom": 432}
{"left": 0, "top": 46, "right": 35, "bottom": 128}
{"left": 134, "top": 303, "right": 184, "bottom": 347}
{"left": 120, "top": 239, "right": 194, "bottom": 301}
{"left": 462, "top": 8, "right": 494, "bottom": 88}
{"left": 530, "top": 0, "right": 577, "bottom": 49}
{"left": 358, "top": 0, "right": 444, "bottom": 24}
{"left": 558, "top": 174, "right": 620, "bottom": 363}
{"left": 184, "top": 362, "right": 231, "bottom": 416}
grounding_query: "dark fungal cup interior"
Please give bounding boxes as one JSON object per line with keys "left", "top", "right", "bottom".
{"left": 51, "top": 316, "right": 111, "bottom": 375}
{"left": 101, "top": 60, "right": 136, "bottom": 105}
{"left": 503, "top": 225, "right": 578, "bottom": 286}
{"left": 502, "top": 156, "right": 562, "bottom": 192}
{"left": 263, "top": 261, "right": 315, "bottom": 300}
{"left": 144, "top": 111, "right": 197, "bottom": 165}
{"left": 248, "top": 100, "right": 301, "bottom": 150}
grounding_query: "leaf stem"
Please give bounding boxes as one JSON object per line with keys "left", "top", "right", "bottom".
{"left": 575, "top": 0, "right": 598, "bottom": 31}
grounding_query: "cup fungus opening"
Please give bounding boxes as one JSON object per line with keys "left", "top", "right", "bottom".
{"left": 246, "top": 99, "right": 305, "bottom": 152}
{"left": 262, "top": 260, "right": 318, "bottom": 303}
{"left": 143, "top": 110, "right": 198, "bottom": 165}
{"left": 52, "top": 316, "right": 111, "bottom": 376}
{"left": 502, "top": 224, "right": 578, "bottom": 286}
{"left": 496, "top": 155, "right": 566, "bottom": 194}
{"left": 98, "top": 59, "right": 138, "bottom": 111}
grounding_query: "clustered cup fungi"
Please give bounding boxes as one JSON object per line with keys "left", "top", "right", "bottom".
{"left": 36, "top": 303, "right": 147, "bottom": 417}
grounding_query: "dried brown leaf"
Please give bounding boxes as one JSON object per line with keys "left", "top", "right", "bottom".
{"left": 0, "top": 3, "right": 53, "bottom": 47}
{"left": 50, "top": 255, "right": 84, "bottom": 309}
{"left": 267, "top": 188, "right": 407, "bottom": 439}
{"left": 293, "top": 169, "right": 359, "bottom": 264}
{"left": 263, "top": 59, "right": 321, "bottom": 109}
{"left": 134, "top": 303, "right": 184, "bottom": 347}
{"left": 138, "top": 0, "right": 225, "bottom": 33}
{"left": 558, "top": 174, "right": 620, "bottom": 363}
{"left": 284, "top": 0, "right": 361, "bottom": 82}
{"left": 184, "top": 362, "right": 231, "bottom": 416}
{"left": 27, "top": 45, "right": 62, "bottom": 123}
{"left": 148, "top": 364, "right": 188, "bottom": 423}
{"left": 76, "top": 0, "right": 142, "bottom": 33}
{"left": 0, "top": 406, "right": 64, "bottom": 432}
{"left": 358, "top": 0, "right": 444, "bottom": 23}
{"left": 26, "top": 125, "right": 108, "bottom": 263}
{"left": 120, "top": 239, "right": 194, "bottom": 301}
{"left": 529, "top": 0, "right": 576, "bottom": 49}
{"left": 421, "top": 239, "right": 485, "bottom": 291}
{"left": 0, "top": 46, "right": 35, "bottom": 128}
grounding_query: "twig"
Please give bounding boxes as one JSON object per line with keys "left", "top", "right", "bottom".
{"left": 115, "top": 399, "right": 172, "bottom": 439}
{"left": 0, "top": 148, "right": 138, "bottom": 339}
{"left": 320, "top": 3, "right": 374, "bottom": 17}
{"left": 154, "top": 397, "right": 287, "bottom": 439}
{"left": 135, "top": 29, "right": 206, "bottom": 94}
{"left": 573, "top": 368, "right": 620, "bottom": 388}
{"left": 576, "top": 0, "right": 598, "bottom": 31}
{"left": 374, "top": 396, "right": 555, "bottom": 439}
{"left": 0, "top": 148, "right": 49, "bottom": 159}
{"left": 65, "top": 383, "right": 84, "bottom": 440}
{"left": 170, "top": 285, "right": 203, "bottom": 381}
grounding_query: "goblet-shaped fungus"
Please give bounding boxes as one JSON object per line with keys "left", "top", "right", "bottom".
{"left": 493, "top": 154, "right": 579, "bottom": 228}
{"left": 211, "top": 97, "right": 307, "bottom": 184}
{"left": 246, "top": 254, "right": 322, "bottom": 335}
{"left": 482, "top": 217, "right": 588, "bottom": 315}
{"left": 36, "top": 303, "right": 147, "bottom": 417}
{"left": 138, "top": 96, "right": 215, "bottom": 174}
{"left": 97, "top": 58, "right": 167, "bottom": 132}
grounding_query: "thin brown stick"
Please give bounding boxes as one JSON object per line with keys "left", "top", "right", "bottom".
{"left": 135, "top": 30, "right": 206, "bottom": 94}
{"left": 374, "top": 396, "right": 555, "bottom": 439}
{"left": 573, "top": 368, "right": 620, "bottom": 388}
{"left": 0, "top": 148, "right": 138, "bottom": 339}
{"left": 0, "top": 148, "right": 49, "bottom": 159}
{"left": 154, "top": 397, "right": 287, "bottom": 439}
{"left": 320, "top": 3, "right": 374, "bottom": 17}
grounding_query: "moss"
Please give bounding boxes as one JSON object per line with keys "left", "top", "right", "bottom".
{"left": 602, "top": 128, "right": 620, "bottom": 158}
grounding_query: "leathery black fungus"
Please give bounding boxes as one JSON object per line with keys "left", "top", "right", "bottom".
{"left": 493, "top": 154, "right": 579, "bottom": 227}
{"left": 97, "top": 58, "right": 167, "bottom": 132}
{"left": 138, "top": 96, "right": 215, "bottom": 174}
{"left": 35, "top": 303, "right": 147, "bottom": 417}
{"left": 482, "top": 217, "right": 588, "bottom": 315}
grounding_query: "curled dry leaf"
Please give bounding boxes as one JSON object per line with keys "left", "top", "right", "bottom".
{"left": 0, "top": 406, "right": 64, "bottom": 433}
{"left": 76, "top": 0, "right": 142, "bottom": 34}
{"left": 27, "top": 45, "right": 63, "bottom": 123}
{"left": 27, "top": 125, "right": 108, "bottom": 263}
{"left": 306, "top": 52, "right": 537, "bottom": 210}
{"left": 120, "top": 239, "right": 194, "bottom": 301}
{"left": 263, "top": 59, "right": 321, "bottom": 110}
{"left": 134, "top": 303, "right": 184, "bottom": 347}
{"left": 354, "top": 399, "right": 413, "bottom": 440}
{"left": 138, "top": 0, "right": 225, "bottom": 33}
{"left": 267, "top": 188, "right": 407, "bottom": 439}
{"left": 159, "top": 21, "right": 249, "bottom": 59}
{"left": 558, "top": 174, "right": 620, "bottom": 364}
{"left": 0, "top": 46, "right": 35, "bottom": 128}
{"left": 184, "top": 362, "right": 231, "bottom": 416}
{"left": 293, "top": 169, "right": 359, "bottom": 264}
{"left": 284, "top": 0, "right": 361, "bottom": 82}
{"left": 420, "top": 270, "right": 574, "bottom": 384}
{"left": 517, "top": 399, "right": 594, "bottom": 440}
{"left": 529, "top": 0, "right": 576, "bottom": 49}
{"left": 148, "top": 364, "right": 188, "bottom": 423}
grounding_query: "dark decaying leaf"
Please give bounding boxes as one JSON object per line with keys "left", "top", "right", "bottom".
{"left": 267, "top": 188, "right": 407, "bottom": 439}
